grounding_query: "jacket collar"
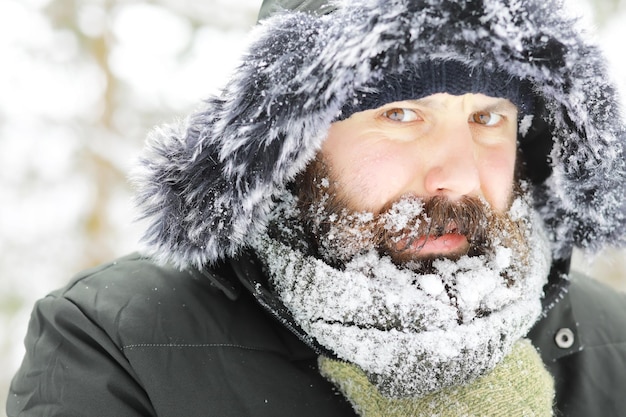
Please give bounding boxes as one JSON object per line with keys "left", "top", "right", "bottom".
{"left": 227, "top": 251, "right": 333, "bottom": 356}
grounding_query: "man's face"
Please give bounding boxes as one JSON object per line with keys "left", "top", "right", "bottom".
{"left": 312, "top": 93, "right": 519, "bottom": 264}
{"left": 261, "top": 95, "right": 548, "bottom": 390}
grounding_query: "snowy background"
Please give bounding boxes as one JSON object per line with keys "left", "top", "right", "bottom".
{"left": 1, "top": 0, "right": 625, "bottom": 413}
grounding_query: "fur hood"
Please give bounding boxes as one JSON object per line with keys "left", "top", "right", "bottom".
{"left": 134, "top": 0, "right": 626, "bottom": 269}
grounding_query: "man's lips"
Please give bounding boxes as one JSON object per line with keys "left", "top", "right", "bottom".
{"left": 398, "top": 233, "right": 469, "bottom": 257}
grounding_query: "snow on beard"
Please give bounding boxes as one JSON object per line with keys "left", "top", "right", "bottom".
{"left": 294, "top": 156, "right": 532, "bottom": 301}
{"left": 257, "top": 156, "right": 549, "bottom": 397}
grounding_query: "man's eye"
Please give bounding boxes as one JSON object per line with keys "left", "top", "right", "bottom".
{"left": 470, "top": 112, "right": 502, "bottom": 126}
{"left": 383, "top": 108, "right": 419, "bottom": 122}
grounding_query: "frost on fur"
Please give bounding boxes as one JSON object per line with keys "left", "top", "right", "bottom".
{"left": 134, "top": 0, "right": 626, "bottom": 268}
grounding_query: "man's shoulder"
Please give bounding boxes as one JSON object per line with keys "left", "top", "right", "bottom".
{"left": 55, "top": 253, "right": 221, "bottom": 322}
{"left": 532, "top": 272, "right": 626, "bottom": 415}
{"left": 47, "top": 253, "right": 283, "bottom": 353}
{"left": 14, "top": 259, "right": 342, "bottom": 416}
{"left": 49, "top": 253, "right": 319, "bottom": 359}
{"left": 58, "top": 253, "right": 194, "bottom": 299}
{"left": 529, "top": 270, "right": 626, "bottom": 361}
{"left": 568, "top": 271, "right": 626, "bottom": 347}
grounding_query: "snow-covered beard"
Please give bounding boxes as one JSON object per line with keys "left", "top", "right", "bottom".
{"left": 252, "top": 161, "right": 551, "bottom": 398}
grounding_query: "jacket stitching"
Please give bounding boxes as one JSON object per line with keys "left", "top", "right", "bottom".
{"left": 581, "top": 341, "right": 626, "bottom": 350}
{"left": 121, "top": 343, "right": 267, "bottom": 352}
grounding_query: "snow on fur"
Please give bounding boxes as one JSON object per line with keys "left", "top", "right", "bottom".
{"left": 133, "top": 0, "right": 626, "bottom": 269}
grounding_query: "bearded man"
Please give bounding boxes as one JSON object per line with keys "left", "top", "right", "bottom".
{"left": 8, "top": 0, "right": 626, "bottom": 416}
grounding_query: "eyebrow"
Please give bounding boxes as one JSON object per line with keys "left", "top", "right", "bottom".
{"left": 479, "top": 101, "right": 518, "bottom": 114}
{"left": 408, "top": 97, "right": 518, "bottom": 114}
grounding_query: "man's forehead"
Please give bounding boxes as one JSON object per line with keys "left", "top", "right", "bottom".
{"left": 399, "top": 93, "right": 518, "bottom": 113}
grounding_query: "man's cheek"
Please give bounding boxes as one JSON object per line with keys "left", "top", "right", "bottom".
{"left": 479, "top": 152, "right": 517, "bottom": 212}
{"left": 345, "top": 166, "right": 411, "bottom": 212}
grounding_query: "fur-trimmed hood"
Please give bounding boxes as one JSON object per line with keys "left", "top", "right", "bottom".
{"left": 133, "top": 0, "right": 626, "bottom": 269}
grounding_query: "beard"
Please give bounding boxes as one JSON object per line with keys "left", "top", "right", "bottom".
{"left": 293, "top": 156, "right": 529, "bottom": 278}
{"left": 255, "top": 155, "right": 551, "bottom": 398}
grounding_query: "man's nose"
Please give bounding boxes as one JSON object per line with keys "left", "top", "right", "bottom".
{"left": 422, "top": 121, "right": 481, "bottom": 199}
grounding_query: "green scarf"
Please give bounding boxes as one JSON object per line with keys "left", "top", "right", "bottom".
{"left": 319, "top": 339, "right": 554, "bottom": 417}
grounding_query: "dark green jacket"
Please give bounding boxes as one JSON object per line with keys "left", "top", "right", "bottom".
{"left": 7, "top": 253, "right": 626, "bottom": 416}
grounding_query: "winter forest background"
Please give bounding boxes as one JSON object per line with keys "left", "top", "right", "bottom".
{"left": 1, "top": 0, "right": 626, "bottom": 412}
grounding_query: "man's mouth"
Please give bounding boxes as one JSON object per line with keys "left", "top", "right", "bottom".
{"left": 404, "top": 233, "right": 469, "bottom": 257}
{"left": 393, "top": 222, "right": 470, "bottom": 259}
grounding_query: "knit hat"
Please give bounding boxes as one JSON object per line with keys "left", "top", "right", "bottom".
{"left": 338, "top": 60, "right": 535, "bottom": 121}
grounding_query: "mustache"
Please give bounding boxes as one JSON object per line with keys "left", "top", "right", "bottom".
{"left": 377, "top": 195, "right": 490, "bottom": 256}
